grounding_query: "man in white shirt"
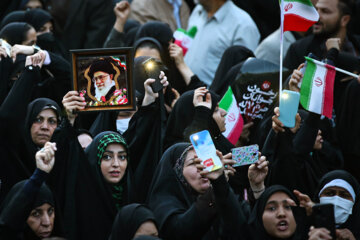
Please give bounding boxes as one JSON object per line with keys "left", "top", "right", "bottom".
{"left": 184, "top": 0, "right": 260, "bottom": 86}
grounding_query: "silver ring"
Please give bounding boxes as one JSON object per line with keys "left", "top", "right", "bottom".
{"left": 224, "top": 165, "right": 228, "bottom": 169}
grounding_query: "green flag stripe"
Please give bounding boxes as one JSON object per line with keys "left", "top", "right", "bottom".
{"left": 300, "top": 59, "right": 317, "bottom": 109}
{"left": 219, "top": 88, "right": 233, "bottom": 111}
{"left": 283, "top": 0, "right": 313, "bottom": 6}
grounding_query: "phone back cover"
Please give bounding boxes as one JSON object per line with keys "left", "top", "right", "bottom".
{"left": 232, "top": 144, "right": 259, "bottom": 167}
{"left": 189, "top": 130, "right": 222, "bottom": 172}
{"left": 278, "top": 90, "right": 300, "bottom": 128}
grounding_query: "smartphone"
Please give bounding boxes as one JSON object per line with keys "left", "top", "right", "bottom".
{"left": 142, "top": 58, "right": 163, "bottom": 93}
{"left": 312, "top": 203, "right": 336, "bottom": 239}
{"left": 278, "top": 90, "right": 300, "bottom": 128}
{"left": 232, "top": 144, "right": 259, "bottom": 167}
{"left": 189, "top": 130, "right": 223, "bottom": 172}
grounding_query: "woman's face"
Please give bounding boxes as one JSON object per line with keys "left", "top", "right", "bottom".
{"left": 100, "top": 143, "right": 128, "bottom": 184}
{"left": 320, "top": 186, "right": 354, "bottom": 202}
{"left": 27, "top": 203, "right": 55, "bottom": 238}
{"left": 38, "top": 21, "right": 54, "bottom": 35}
{"left": 212, "top": 105, "right": 227, "bottom": 133}
{"left": 22, "top": 27, "right": 37, "bottom": 46}
{"left": 182, "top": 149, "right": 210, "bottom": 194}
{"left": 30, "top": 109, "right": 58, "bottom": 147}
{"left": 133, "top": 221, "right": 159, "bottom": 238}
{"left": 262, "top": 192, "right": 297, "bottom": 239}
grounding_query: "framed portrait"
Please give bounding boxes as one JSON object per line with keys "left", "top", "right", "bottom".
{"left": 71, "top": 47, "right": 135, "bottom": 112}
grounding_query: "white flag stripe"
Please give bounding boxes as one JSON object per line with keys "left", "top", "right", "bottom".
{"left": 222, "top": 100, "right": 239, "bottom": 137}
{"left": 284, "top": 2, "right": 319, "bottom": 21}
{"left": 308, "top": 65, "right": 326, "bottom": 113}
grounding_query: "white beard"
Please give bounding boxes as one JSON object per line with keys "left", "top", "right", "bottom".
{"left": 95, "top": 81, "right": 115, "bottom": 101}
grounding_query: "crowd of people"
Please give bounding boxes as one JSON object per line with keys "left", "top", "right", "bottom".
{"left": 0, "top": 0, "right": 360, "bottom": 239}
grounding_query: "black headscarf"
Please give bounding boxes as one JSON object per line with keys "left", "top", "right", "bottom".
{"left": 210, "top": 46, "right": 254, "bottom": 97}
{"left": 133, "top": 56, "right": 152, "bottom": 97}
{"left": 135, "top": 21, "right": 173, "bottom": 51}
{"left": 24, "top": 98, "right": 61, "bottom": 169}
{"left": 109, "top": 203, "right": 157, "bottom": 240}
{"left": 134, "top": 37, "right": 164, "bottom": 61}
{"left": 147, "top": 143, "right": 195, "bottom": 229}
{"left": 314, "top": 170, "right": 360, "bottom": 236}
{"left": 248, "top": 185, "right": 301, "bottom": 240}
{"left": 164, "top": 90, "right": 234, "bottom": 154}
{"left": 0, "top": 180, "right": 62, "bottom": 239}
{"left": 0, "top": 10, "right": 25, "bottom": 28}
{"left": 25, "top": 98, "right": 61, "bottom": 135}
{"left": 123, "top": 19, "right": 141, "bottom": 47}
{"left": 0, "top": 22, "right": 33, "bottom": 45}
{"left": 24, "top": 8, "right": 52, "bottom": 32}
{"left": 85, "top": 131, "right": 133, "bottom": 211}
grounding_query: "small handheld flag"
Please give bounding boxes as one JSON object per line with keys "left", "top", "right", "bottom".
{"left": 219, "top": 87, "right": 244, "bottom": 145}
{"left": 300, "top": 57, "right": 336, "bottom": 118}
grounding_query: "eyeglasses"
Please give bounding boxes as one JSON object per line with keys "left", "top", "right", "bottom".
{"left": 92, "top": 74, "right": 109, "bottom": 83}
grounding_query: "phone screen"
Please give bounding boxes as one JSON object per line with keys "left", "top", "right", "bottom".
{"left": 189, "top": 130, "right": 222, "bottom": 172}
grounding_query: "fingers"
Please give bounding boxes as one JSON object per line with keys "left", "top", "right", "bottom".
{"left": 297, "top": 63, "right": 305, "bottom": 71}
{"left": 255, "top": 156, "right": 268, "bottom": 169}
{"left": 243, "top": 122, "right": 254, "bottom": 130}
{"left": 286, "top": 198, "right": 297, "bottom": 207}
{"left": 204, "top": 91, "right": 212, "bottom": 103}
{"left": 309, "top": 227, "right": 332, "bottom": 240}
{"left": 223, "top": 152, "right": 232, "bottom": 160}
{"left": 172, "top": 88, "right": 180, "bottom": 99}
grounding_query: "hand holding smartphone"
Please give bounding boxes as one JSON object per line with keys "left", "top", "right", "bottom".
{"left": 311, "top": 203, "right": 336, "bottom": 239}
{"left": 278, "top": 90, "right": 300, "bottom": 128}
{"left": 142, "top": 57, "right": 164, "bottom": 93}
{"left": 189, "top": 130, "right": 222, "bottom": 172}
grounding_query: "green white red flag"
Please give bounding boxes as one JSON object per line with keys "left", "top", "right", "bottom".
{"left": 219, "top": 87, "right": 244, "bottom": 145}
{"left": 300, "top": 57, "right": 336, "bottom": 118}
{"left": 281, "top": 0, "right": 319, "bottom": 32}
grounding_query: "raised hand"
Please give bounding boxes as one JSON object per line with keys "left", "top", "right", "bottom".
{"left": 198, "top": 150, "right": 224, "bottom": 181}
{"left": 35, "top": 142, "right": 57, "bottom": 173}
{"left": 272, "top": 107, "right": 301, "bottom": 134}
{"left": 10, "top": 44, "right": 35, "bottom": 62}
{"left": 142, "top": 71, "right": 169, "bottom": 106}
{"left": 169, "top": 43, "right": 185, "bottom": 67}
{"left": 113, "top": 1, "right": 131, "bottom": 32}
{"left": 248, "top": 153, "right": 268, "bottom": 196}
{"left": 193, "top": 87, "right": 211, "bottom": 109}
{"left": 25, "top": 51, "right": 46, "bottom": 68}
{"left": 289, "top": 63, "right": 304, "bottom": 92}
{"left": 293, "top": 189, "right": 314, "bottom": 216}
{"left": 62, "top": 91, "right": 86, "bottom": 125}
{"left": 222, "top": 152, "right": 236, "bottom": 181}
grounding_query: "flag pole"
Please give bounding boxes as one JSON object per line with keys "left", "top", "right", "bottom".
{"left": 309, "top": 57, "right": 360, "bottom": 79}
{"left": 279, "top": 0, "right": 284, "bottom": 99}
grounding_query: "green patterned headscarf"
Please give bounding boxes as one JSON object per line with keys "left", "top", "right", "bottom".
{"left": 97, "top": 133, "right": 129, "bottom": 210}
{"left": 97, "top": 133, "right": 128, "bottom": 164}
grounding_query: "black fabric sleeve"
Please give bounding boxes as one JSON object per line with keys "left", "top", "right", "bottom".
{"left": 0, "top": 57, "right": 13, "bottom": 106}
{"left": 161, "top": 193, "right": 216, "bottom": 240}
{"left": 211, "top": 174, "right": 248, "bottom": 238}
{"left": 0, "top": 66, "right": 40, "bottom": 131}
{"left": 0, "top": 169, "right": 48, "bottom": 235}
{"left": 186, "top": 75, "right": 207, "bottom": 91}
{"left": 183, "top": 106, "right": 212, "bottom": 140}
{"left": 292, "top": 112, "right": 320, "bottom": 155}
{"left": 103, "top": 28, "right": 126, "bottom": 48}
{"left": 124, "top": 102, "right": 160, "bottom": 172}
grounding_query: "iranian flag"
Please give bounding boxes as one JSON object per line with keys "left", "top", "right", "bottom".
{"left": 282, "top": 0, "right": 319, "bottom": 32}
{"left": 219, "top": 87, "right": 244, "bottom": 145}
{"left": 300, "top": 57, "right": 336, "bottom": 119}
